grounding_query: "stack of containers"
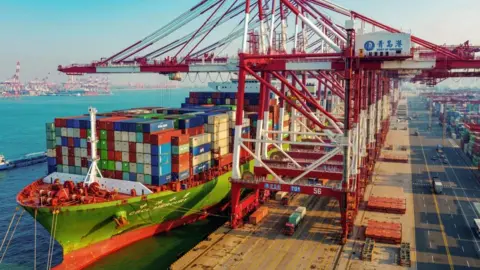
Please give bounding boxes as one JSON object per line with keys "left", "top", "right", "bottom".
{"left": 148, "top": 127, "right": 179, "bottom": 185}
{"left": 46, "top": 123, "right": 57, "bottom": 173}
{"left": 171, "top": 134, "right": 190, "bottom": 181}
{"left": 206, "top": 113, "right": 230, "bottom": 158}
{"left": 190, "top": 133, "right": 212, "bottom": 176}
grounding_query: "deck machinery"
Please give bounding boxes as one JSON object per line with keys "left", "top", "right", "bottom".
{"left": 57, "top": 0, "right": 480, "bottom": 244}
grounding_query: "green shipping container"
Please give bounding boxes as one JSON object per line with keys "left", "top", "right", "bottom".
{"left": 46, "top": 132, "right": 56, "bottom": 140}
{"left": 100, "top": 130, "right": 108, "bottom": 140}
{"left": 288, "top": 212, "right": 301, "bottom": 226}
{"left": 100, "top": 150, "right": 108, "bottom": 160}
{"left": 46, "top": 140, "right": 55, "bottom": 149}
{"left": 68, "top": 166, "right": 76, "bottom": 174}
{"left": 74, "top": 166, "right": 82, "bottom": 175}
{"left": 87, "top": 129, "right": 91, "bottom": 137}
{"left": 99, "top": 140, "right": 108, "bottom": 150}
{"left": 107, "top": 160, "right": 115, "bottom": 171}
{"left": 172, "top": 144, "right": 189, "bottom": 155}
{"left": 136, "top": 123, "right": 144, "bottom": 133}
{"left": 100, "top": 160, "right": 108, "bottom": 170}
{"left": 55, "top": 128, "right": 62, "bottom": 137}
{"left": 134, "top": 113, "right": 164, "bottom": 120}
{"left": 144, "top": 175, "right": 152, "bottom": 185}
{"left": 123, "top": 172, "right": 129, "bottom": 180}
{"left": 45, "top": 122, "right": 55, "bottom": 132}
{"left": 122, "top": 162, "right": 130, "bottom": 172}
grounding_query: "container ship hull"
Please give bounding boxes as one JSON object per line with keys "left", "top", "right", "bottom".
{"left": 18, "top": 164, "right": 251, "bottom": 269}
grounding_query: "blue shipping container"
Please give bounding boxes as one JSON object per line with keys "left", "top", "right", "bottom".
{"left": 151, "top": 143, "right": 171, "bottom": 156}
{"left": 142, "top": 120, "right": 174, "bottom": 133}
{"left": 152, "top": 174, "right": 172, "bottom": 185}
{"left": 61, "top": 137, "right": 68, "bottom": 146}
{"left": 48, "top": 165, "right": 57, "bottom": 174}
{"left": 190, "top": 143, "right": 211, "bottom": 156}
{"left": 193, "top": 161, "right": 210, "bottom": 175}
{"left": 152, "top": 163, "right": 171, "bottom": 176}
{"left": 151, "top": 154, "right": 170, "bottom": 166}
{"left": 74, "top": 138, "right": 81, "bottom": 148}
{"left": 178, "top": 116, "right": 204, "bottom": 129}
{"left": 47, "top": 157, "right": 56, "bottom": 166}
{"left": 129, "top": 173, "right": 137, "bottom": 181}
{"left": 172, "top": 170, "right": 190, "bottom": 181}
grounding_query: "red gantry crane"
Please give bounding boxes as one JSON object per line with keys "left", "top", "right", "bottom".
{"left": 57, "top": 0, "right": 480, "bottom": 244}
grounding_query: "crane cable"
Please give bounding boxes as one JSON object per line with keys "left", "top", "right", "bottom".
{"left": 46, "top": 210, "right": 59, "bottom": 270}
{"left": 0, "top": 207, "right": 20, "bottom": 258}
{"left": 0, "top": 209, "right": 25, "bottom": 264}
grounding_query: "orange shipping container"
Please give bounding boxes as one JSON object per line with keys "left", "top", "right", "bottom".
{"left": 249, "top": 206, "right": 269, "bottom": 225}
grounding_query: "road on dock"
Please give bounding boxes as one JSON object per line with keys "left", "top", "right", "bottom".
{"left": 408, "top": 96, "right": 480, "bottom": 270}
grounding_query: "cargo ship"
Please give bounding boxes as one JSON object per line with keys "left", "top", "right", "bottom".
{"left": 16, "top": 91, "right": 287, "bottom": 269}
{"left": 0, "top": 152, "right": 47, "bottom": 171}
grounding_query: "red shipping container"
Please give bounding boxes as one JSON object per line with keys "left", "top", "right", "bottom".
{"left": 68, "top": 156, "right": 75, "bottom": 166}
{"left": 128, "top": 142, "right": 136, "bottom": 153}
{"left": 150, "top": 129, "right": 182, "bottom": 145}
{"left": 143, "top": 133, "right": 151, "bottom": 144}
{"left": 68, "top": 147, "right": 75, "bottom": 157}
{"left": 182, "top": 126, "right": 204, "bottom": 136}
{"left": 81, "top": 158, "right": 88, "bottom": 167}
{"left": 172, "top": 134, "right": 189, "bottom": 145}
{"left": 68, "top": 138, "right": 74, "bottom": 147}
{"left": 80, "top": 129, "right": 87, "bottom": 138}
{"left": 114, "top": 171, "right": 123, "bottom": 179}
{"left": 107, "top": 131, "right": 115, "bottom": 141}
{"left": 87, "top": 146, "right": 91, "bottom": 156}
{"left": 171, "top": 153, "right": 189, "bottom": 164}
{"left": 56, "top": 146, "right": 62, "bottom": 157}
{"left": 107, "top": 141, "right": 115, "bottom": 150}
{"left": 56, "top": 156, "right": 62, "bottom": 165}
{"left": 129, "top": 152, "right": 136, "bottom": 163}
{"left": 172, "top": 162, "right": 189, "bottom": 173}
{"left": 54, "top": 118, "right": 67, "bottom": 127}
{"left": 107, "top": 151, "right": 115, "bottom": 160}
{"left": 216, "top": 153, "right": 233, "bottom": 167}
{"left": 97, "top": 116, "right": 128, "bottom": 130}
{"left": 115, "top": 151, "right": 122, "bottom": 161}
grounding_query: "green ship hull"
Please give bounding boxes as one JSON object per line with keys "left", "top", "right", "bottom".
{"left": 19, "top": 162, "right": 251, "bottom": 267}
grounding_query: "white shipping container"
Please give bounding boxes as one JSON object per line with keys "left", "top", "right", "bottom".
{"left": 81, "top": 167, "right": 88, "bottom": 175}
{"left": 122, "top": 152, "right": 129, "bottom": 162}
{"left": 136, "top": 153, "right": 144, "bottom": 164}
{"left": 217, "top": 146, "right": 229, "bottom": 156}
{"left": 211, "top": 138, "right": 229, "bottom": 150}
{"left": 128, "top": 132, "right": 136, "bottom": 142}
{"left": 211, "top": 130, "right": 229, "bottom": 141}
{"left": 62, "top": 146, "right": 68, "bottom": 156}
{"left": 355, "top": 32, "right": 411, "bottom": 57}
{"left": 74, "top": 157, "right": 81, "bottom": 167}
{"left": 136, "top": 143, "right": 144, "bottom": 153}
{"left": 60, "top": 128, "right": 67, "bottom": 137}
{"left": 206, "top": 122, "right": 229, "bottom": 133}
{"left": 81, "top": 148, "right": 87, "bottom": 158}
{"left": 143, "top": 144, "right": 151, "bottom": 154}
{"left": 114, "top": 142, "right": 122, "bottom": 151}
{"left": 62, "top": 156, "right": 68, "bottom": 165}
{"left": 121, "top": 142, "right": 129, "bottom": 152}
{"left": 129, "top": 163, "right": 137, "bottom": 173}
{"left": 62, "top": 165, "right": 69, "bottom": 173}
{"left": 67, "top": 128, "right": 74, "bottom": 137}
{"left": 115, "top": 161, "right": 122, "bottom": 171}
{"left": 143, "top": 154, "right": 151, "bottom": 165}
{"left": 208, "top": 114, "right": 229, "bottom": 125}
{"left": 295, "top": 206, "right": 307, "bottom": 218}
{"left": 73, "top": 128, "right": 80, "bottom": 138}
{"left": 227, "top": 110, "right": 245, "bottom": 121}
{"left": 192, "top": 152, "right": 211, "bottom": 166}
{"left": 190, "top": 133, "right": 212, "bottom": 147}
{"left": 121, "top": 132, "right": 129, "bottom": 142}
{"left": 137, "top": 174, "right": 145, "bottom": 183}
{"left": 114, "top": 131, "right": 122, "bottom": 141}
{"left": 47, "top": 149, "right": 56, "bottom": 157}
{"left": 144, "top": 164, "right": 152, "bottom": 175}
{"left": 74, "top": 148, "right": 81, "bottom": 157}
{"left": 55, "top": 137, "right": 62, "bottom": 146}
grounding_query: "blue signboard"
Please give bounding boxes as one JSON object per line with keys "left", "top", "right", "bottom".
{"left": 290, "top": 186, "right": 301, "bottom": 193}
{"left": 264, "top": 183, "right": 281, "bottom": 191}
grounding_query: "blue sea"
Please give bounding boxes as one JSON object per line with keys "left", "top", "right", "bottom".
{"left": 0, "top": 89, "right": 224, "bottom": 270}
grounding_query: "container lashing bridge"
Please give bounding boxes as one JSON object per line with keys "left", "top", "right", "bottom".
{"left": 57, "top": 0, "right": 480, "bottom": 244}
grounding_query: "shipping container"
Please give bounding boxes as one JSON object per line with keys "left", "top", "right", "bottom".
{"left": 189, "top": 133, "right": 212, "bottom": 147}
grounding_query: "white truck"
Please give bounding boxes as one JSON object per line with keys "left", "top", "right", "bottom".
{"left": 473, "top": 202, "right": 480, "bottom": 236}
{"left": 432, "top": 176, "right": 443, "bottom": 194}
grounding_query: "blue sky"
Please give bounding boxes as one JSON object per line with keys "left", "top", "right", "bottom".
{"left": 1, "top": 0, "right": 479, "bottom": 85}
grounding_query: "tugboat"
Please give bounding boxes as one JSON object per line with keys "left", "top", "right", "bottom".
{"left": 0, "top": 152, "right": 47, "bottom": 171}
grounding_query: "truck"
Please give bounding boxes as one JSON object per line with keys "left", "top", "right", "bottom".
{"left": 283, "top": 206, "right": 307, "bottom": 236}
{"left": 432, "top": 176, "right": 443, "bottom": 194}
{"left": 473, "top": 202, "right": 480, "bottom": 237}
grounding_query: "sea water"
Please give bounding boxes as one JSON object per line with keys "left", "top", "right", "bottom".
{"left": 0, "top": 89, "right": 225, "bottom": 270}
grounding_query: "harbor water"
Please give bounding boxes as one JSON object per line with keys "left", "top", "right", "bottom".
{"left": 0, "top": 89, "right": 225, "bottom": 270}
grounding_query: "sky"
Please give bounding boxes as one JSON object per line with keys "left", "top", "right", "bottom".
{"left": 0, "top": 0, "right": 479, "bottom": 86}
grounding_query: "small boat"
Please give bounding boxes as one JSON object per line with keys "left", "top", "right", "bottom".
{"left": 0, "top": 152, "right": 47, "bottom": 171}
